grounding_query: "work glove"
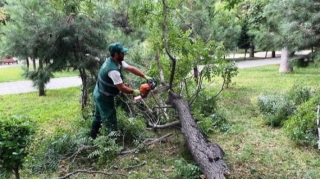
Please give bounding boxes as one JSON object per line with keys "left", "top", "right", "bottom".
{"left": 132, "top": 89, "right": 140, "bottom": 96}
{"left": 144, "top": 75, "right": 153, "bottom": 81}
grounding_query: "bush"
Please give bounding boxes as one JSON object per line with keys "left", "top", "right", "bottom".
{"left": 191, "top": 91, "right": 218, "bottom": 118}
{"left": 0, "top": 116, "right": 35, "bottom": 179}
{"left": 174, "top": 158, "right": 201, "bottom": 179}
{"left": 283, "top": 97, "right": 320, "bottom": 147}
{"left": 197, "top": 113, "right": 229, "bottom": 136}
{"left": 257, "top": 95, "right": 294, "bottom": 127}
{"left": 257, "top": 85, "right": 314, "bottom": 127}
{"left": 221, "top": 61, "right": 239, "bottom": 88}
{"left": 291, "top": 56, "right": 310, "bottom": 68}
{"left": 285, "top": 84, "right": 312, "bottom": 106}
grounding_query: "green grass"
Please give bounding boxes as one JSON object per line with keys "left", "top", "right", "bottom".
{"left": 0, "top": 64, "right": 320, "bottom": 178}
{"left": 0, "top": 88, "right": 81, "bottom": 135}
{"left": 214, "top": 65, "right": 320, "bottom": 178}
{"left": 0, "top": 66, "right": 78, "bottom": 82}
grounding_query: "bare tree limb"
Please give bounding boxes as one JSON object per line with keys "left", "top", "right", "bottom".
{"left": 162, "top": 0, "right": 176, "bottom": 89}
{"left": 123, "top": 161, "right": 147, "bottom": 170}
{"left": 55, "top": 170, "right": 127, "bottom": 179}
{"left": 147, "top": 120, "right": 180, "bottom": 129}
{"left": 155, "top": 52, "right": 167, "bottom": 86}
{"left": 120, "top": 133, "right": 173, "bottom": 155}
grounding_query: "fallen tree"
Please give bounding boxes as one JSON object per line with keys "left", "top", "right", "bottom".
{"left": 169, "top": 91, "right": 229, "bottom": 178}
{"left": 159, "top": 1, "right": 230, "bottom": 178}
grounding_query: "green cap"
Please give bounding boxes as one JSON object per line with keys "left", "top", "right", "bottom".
{"left": 108, "top": 42, "right": 129, "bottom": 54}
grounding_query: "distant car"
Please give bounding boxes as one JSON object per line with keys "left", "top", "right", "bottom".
{"left": 1, "top": 57, "right": 18, "bottom": 65}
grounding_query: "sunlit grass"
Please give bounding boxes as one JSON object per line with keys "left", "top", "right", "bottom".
{"left": 0, "top": 66, "right": 78, "bottom": 82}
{"left": 0, "top": 87, "right": 82, "bottom": 136}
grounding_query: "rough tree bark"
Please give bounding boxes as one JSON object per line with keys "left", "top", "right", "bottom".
{"left": 169, "top": 91, "right": 230, "bottom": 179}
{"left": 279, "top": 47, "right": 293, "bottom": 73}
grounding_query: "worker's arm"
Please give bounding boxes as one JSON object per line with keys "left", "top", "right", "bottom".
{"left": 116, "top": 83, "right": 135, "bottom": 94}
{"left": 126, "top": 65, "right": 147, "bottom": 78}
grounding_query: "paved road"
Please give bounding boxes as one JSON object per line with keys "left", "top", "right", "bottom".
{"left": 0, "top": 57, "right": 282, "bottom": 95}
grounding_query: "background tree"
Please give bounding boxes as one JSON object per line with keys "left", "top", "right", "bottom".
{"left": 261, "top": 0, "right": 297, "bottom": 72}
{"left": 237, "top": 19, "right": 251, "bottom": 59}
{"left": 0, "top": 0, "right": 55, "bottom": 95}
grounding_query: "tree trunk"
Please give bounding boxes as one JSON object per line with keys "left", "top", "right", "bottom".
{"left": 272, "top": 51, "right": 276, "bottom": 58}
{"left": 244, "top": 49, "right": 247, "bottom": 60}
{"left": 26, "top": 58, "right": 29, "bottom": 69}
{"left": 279, "top": 47, "right": 293, "bottom": 73}
{"left": 32, "top": 58, "right": 36, "bottom": 71}
{"left": 249, "top": 44, "right": 254, "bottom": 58}
{"left": 79, "top": 68, "right": 87, "bottom": 110}
{"left": 169, "top": 91, "right": 229, "bottom": 179}
{"left": 38, "top": 59, "right": 45, "bottom": 96}
{"left": 13, "top": 166, "right": 20, "bottom": 179}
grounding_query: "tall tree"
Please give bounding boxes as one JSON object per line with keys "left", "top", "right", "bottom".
{"left": 130, "top": 0, "right": 234, "bottom": 178}
{"left": 0, "top": 0, "right": 54, "bottom": 95}
{"left": 237, "top": 19, "right": 251, "bottom": 59}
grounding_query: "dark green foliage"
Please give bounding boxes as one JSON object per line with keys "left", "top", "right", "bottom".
{"left": 197, "top": 116, "right": 214, "bottom": 136}
{"left": 257, "top": 95, "right": 294, "bottom": 127}
{"left": 174, "top": 158, "right": 201, "bottom": 179}
{"left": 210, "top": 113, "right": 230, "bottom": 132}
{"left": 197, "top": 113, "right": 229, "bottom": 136}
{"left": 237, "top": 20, "right": 251, "bottom": 50}
{"left": 0, "top": 116, "right": 35, "bottom": 179}
{"left": 283, "top": 97, "right": 320, "bottom": 147}
{"left": 291, "top": 55, "right": 313, "bottom": 68}
{"left": 117, "top": 108, "right": 150, "bottom": 142}
{"left": 88, "top": 131, "right": 123, "bottom": 166}
{"left": 22, "top": 67, "right": 53, "bottom": 89}
{"left": 191, "top": 91, "right": 218, "bottom": 117}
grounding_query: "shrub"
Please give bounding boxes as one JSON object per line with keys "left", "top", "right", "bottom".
{"left": 174, "top": 158, "right": 201, "bottom": 179}
{"left": 283, "top": 97, "right": 319, "bottom": 147}
{"left": 221, "top": 61, "right": 239, "bottom": 88}
{"left": 285, "top": 84, "right": 312, "bottom": 106}
{"left": 197, "top": 113, "right": 229, "bottom": 136}
{"left": 0, "top": 116, "right": 35, "bottom": 179}
{"left": 257, "top": 95, "right": 294, "bottom": 127}
{"left": 197, "top": 116, "right": 214, "bottom": 136}
{"left": 191, "top": 91, "right": 218, "bottom": 118}
{"left": 291, "top": 56, "right": 310, "bottom": 68}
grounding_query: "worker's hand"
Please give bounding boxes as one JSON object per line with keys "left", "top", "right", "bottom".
{"left": 132, "top": 89, "right": 140, "bottom": 96}
{"left": 144, "top": 75, "right": 153, "bottom": 81}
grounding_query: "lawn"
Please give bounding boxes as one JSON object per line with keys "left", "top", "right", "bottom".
{"left": 0, "top": 64, "right": 319, "bottom": 178}
{"left": 0, "top": 65, "right": 78, "bottom": 82}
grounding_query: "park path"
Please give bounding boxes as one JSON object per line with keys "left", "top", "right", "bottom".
{"left": 1, "top": 50, "right": 310, "bottom": 95}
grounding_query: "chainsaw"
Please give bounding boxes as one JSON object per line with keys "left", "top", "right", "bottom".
{"left": 134, "top": 78, "right": 157, "bottom": 100}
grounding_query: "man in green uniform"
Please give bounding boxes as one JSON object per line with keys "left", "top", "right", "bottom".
{"left": 90, "top": 42, "right": 151, "bottom": 139}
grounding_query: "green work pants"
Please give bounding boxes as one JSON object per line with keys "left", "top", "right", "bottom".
{"left": 90, "top": 89, "right": 117, "bottom": 139}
